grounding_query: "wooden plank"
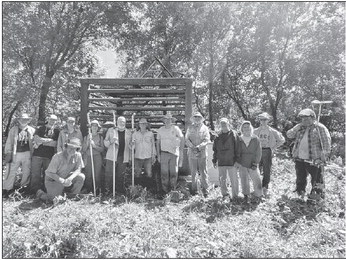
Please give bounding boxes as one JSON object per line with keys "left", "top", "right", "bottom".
{"left": 89, "top": 114, "right": 185, "bottom": 119}
{"left": 80, "top": 83, "right": 89, "bottom": 137}
{"left": 87, "top": 89, "right": 185, "bottom": 94}
{"left": 88, "top": 106, "right": 185, "bottom": 111}
{"left": 80, "top": 78, "right": 192, "bottom": 86}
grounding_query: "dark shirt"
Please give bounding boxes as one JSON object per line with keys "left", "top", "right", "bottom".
{"left": 16, "top": 128, "right": 31, "bottom": 153}
{"left": 117, "top": 130, "right": 125, "bottom": 158}
{"left": 33, "top": 125, "right": 60, "bottom": 159}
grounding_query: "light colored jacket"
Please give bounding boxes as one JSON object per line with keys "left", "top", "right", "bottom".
{"left": 253, "top": 126, "right": 285, "bottom": 150}
{"left": 104, "top": 127, "right": 132, "bottom": 162}
{"left": 5, "top": 125, "right": 35, "bottom": 156}
{"left": 185, "top": 123, "right": 210, "bottom": 159}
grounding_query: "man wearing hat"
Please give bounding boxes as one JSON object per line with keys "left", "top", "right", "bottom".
{"left": 185, "top": 112, "right": 210, "bottom": 197}
{"left": 81, "top": 120, "right": 105, "bottom": 193}
{"left": 254, "top": 112, "right": 285, "bottom": 196}
{"left": 132, "top": 118, "right": 156, "bottom": 178}
{"left": 36, "top": 137, "right": 85, "bottom": 202}
{"left": 156, "top": 113, "right": 184, "bottom": 193}
{"left": 3, "top": 113, "right": 35, "bottom": 196}
{"left": 57, "top": 116, "right": 83, "bottom": 153}
{"left": 287, "top": 108, "right": 331, "bottom": 199}
{"left": 30, "top": 114, "right": 60, "bottom": 194}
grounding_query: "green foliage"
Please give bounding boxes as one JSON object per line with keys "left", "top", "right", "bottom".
{"left": 3, "top": 158, "right": 345, "bottom": 258}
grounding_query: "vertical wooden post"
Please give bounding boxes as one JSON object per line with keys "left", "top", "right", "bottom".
{"left": 185, "top": 79, "right": 193, "bottom": 131}
{"left": 80, "top": 82, "right": 89, "bottom": 137}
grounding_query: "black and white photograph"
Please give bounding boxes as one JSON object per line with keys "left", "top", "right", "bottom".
{"left": 2, "top": 1, "right": 345, "bottom": 258}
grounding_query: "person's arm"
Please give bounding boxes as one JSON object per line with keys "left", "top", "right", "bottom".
{"left": 104, "top": 128, "right": 118, "bottom": 148}
{"left": 317, "top": 124, "right": 332, "bottom": 160}
{"left": 185, "top": 128, "right": 194, "bottom": 148}
{"left": 45, "top": 154, "right": 66, "bottom": 184}
{"left": 252, "top": 138, "right": 262, "bottom": 169}
{"left": 66, "top": 153, "right": 84, "bottom": 181}
{"left": 93, "top": 135, "right": 105, "bottom": 153}
{"left": 196, "top": 125, "right": 210, "bottom": 149}
{"left": 273, "top": 129, "right": 286, "bottom": 149}
{"left": 4, "top": 127, "right": 15, "bottom": 154}
{"left": 286, "top": 123, "right": 302, "bottom": 139}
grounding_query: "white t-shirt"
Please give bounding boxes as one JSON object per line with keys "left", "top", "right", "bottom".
{"left": 157, "top": 125, "right": 183, "bottom": 156}
{"left": 257, "top": 127, "right": 270, "bottom": 148}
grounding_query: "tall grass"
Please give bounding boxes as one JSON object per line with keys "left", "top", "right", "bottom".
{"left": 2, "top": 158, "right": 345, "bottom": 258}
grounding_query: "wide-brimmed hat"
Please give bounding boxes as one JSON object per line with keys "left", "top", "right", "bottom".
{"left": 139, "top": 118, "right": 148, "bottom": 124}
{"left": 258, "top": 112, "right": 271, "bottom": 120}
{"left": 89, "top": 119, "right": 101, "bottom": 128}
{"left": 18, "top": 113, "right": 32, "bottom": 120}
{"left": 66, "top": 138, "right": 81, "bottom": 149}
{"left": 47, "top": 114, "right": 58, "bottom": 120}
{"left": 190, "top": 112, "right": 205, "bottom": 122}
{"left": 298, "top": 108, "right": 316, "bottom": 118}
{"left": 162, "top": 114, "right": 176, "bottom": 121}
{"left": 219, "top": 118, "right": 229, "bottom": 124}
{"left": 103, "top": 121, "right": 115, "bottom": 127}
{"left": 67, "top": 117, "right": 76, "bottom": 122}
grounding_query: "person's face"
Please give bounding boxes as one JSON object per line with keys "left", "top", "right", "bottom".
{"left": 194, "top": 116, "right": 203, "bottom": 124}
{"left": 67, "top": 120, "right": 75, "bottom": 128}
{"left": 164, "top": 118, "right": 172, "bottom": 126}
{"left": 139, "top": 123, "right": 147, "bottom": 130}
{"left": 47, "top": 118, "right": 57, "bottom": 126}
{"left": 66, "top": 146, "right": 78, "bottom": 155}
{"left": 220, "top": 122, "right": 230, "bottom": 132}
{"left": 18, "top": 118, "right": 30, "bottom": 128}
{"left": 300, "top": 116, "right": 314, "bottom": 126}
{"left": 260, "top": 118, "right": 268, "bottom": 126}
{"left": 242, "top": 123, "right": 251, "bottom": 136}
{"left": 91, "top": 124, "right": 98, "bottom": 133}
{"left": 117, "top": 118, "right": 126, "bottom": 129}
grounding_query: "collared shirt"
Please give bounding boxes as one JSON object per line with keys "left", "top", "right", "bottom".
{"left": 157, "top": 125, "right": 183, "bottom": 156}
{"left": 133, "top": 130, "right": 156, "bottom": 159}
{"left": 185, "top": 123, "right": 210, "bottom": 158}
{"left": 45, "top": 151, "right": 84, "bottom": 181}
{"left": 287, "top": 122, "right": 331, "bottom": 160}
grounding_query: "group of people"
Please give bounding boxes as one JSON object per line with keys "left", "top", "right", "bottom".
{"left": 3, "top": 107, "right": 331, "bottom": 203}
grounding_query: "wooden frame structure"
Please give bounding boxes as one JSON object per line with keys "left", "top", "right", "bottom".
{"left": 80, "top": 78, "right": 193, "bottom": 137}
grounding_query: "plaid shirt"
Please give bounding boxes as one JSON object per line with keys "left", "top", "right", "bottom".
{"left": 287, "top": 122, "right": 331, "bottom": 160}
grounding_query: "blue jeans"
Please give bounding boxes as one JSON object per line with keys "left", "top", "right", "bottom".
{"left": 260, "top": 148, "right": 272, "bottom": 189}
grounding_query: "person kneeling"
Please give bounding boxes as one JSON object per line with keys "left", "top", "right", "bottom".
{"left": 36, "top": 138, "right": 85, "bottom": 202}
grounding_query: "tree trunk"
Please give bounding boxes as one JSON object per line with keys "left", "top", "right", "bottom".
{"left": 38, "top": 74, "right": 54, "bottom": 123}
{"left": 4, "top": 100, "right": 21, "bottom": 137}
{"left": 208, "top": 82, "right": 214, "bottom": 130}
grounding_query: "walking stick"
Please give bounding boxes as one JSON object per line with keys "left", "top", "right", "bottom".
{"left": 87, "top": 113, "right": 96, "bottom": 196}
{"left": 131, "top": 113, "right": 136, "bottom": 187}
{"left": 112, "top": 111, "right": 116, "bottom": 197}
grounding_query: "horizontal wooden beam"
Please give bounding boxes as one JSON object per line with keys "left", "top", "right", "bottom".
{"left": 88, "top": 97, "right": 185, "bottom": 102}
{"left": 88, "top": 106, "right": 185, "bottom": 111}
{"left": 87, "top": 89, "right": 185, "bottom": 94}
{"left": 90, "top": 114, "right": 185, "bottom": 120}
{"left": 80, "top": 77, "right": 192, "bottom": 86}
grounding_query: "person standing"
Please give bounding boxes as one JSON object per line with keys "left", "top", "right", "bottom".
{"left": 132, "top": 118, "right": 156, "bottom": 178}
{"left": 286, "top": 108, "right": 331, "bottom": 199}
{"left": 254, "top": 112, "right": 285, "bottom": 196}
{"left": 212, "top": 118, "right": 239, "bottom": 200}
{"left": 36, "top": 138, "right": 85, "bottom": 202}
{"left": 186, "top": 112, "right": 210, "bottom": 197}
{"left": 57, "top": 116, "right": 83, "bottom": 153}
{"left": 30, "top": 114, "right": 60, "bottom": 194}
{"left": 156, "top": 114, "right": 184, "bottom": 194}
{"left": 237, "top": 121, "right": 263, "bottom": 203}
{"left": 104, "top": 116, "right": 132, "bottom": 194}
{"left": 3, "top": 113, "right": 35, "bottom": 196}
{"left": 81, "top": 120, "right": 105, "bottom": 194}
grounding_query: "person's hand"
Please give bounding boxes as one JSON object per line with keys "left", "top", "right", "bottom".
{"left": 213, "top": 162, "right": 218, "bottom": 169}
{"left": 111, "top": 138, "right": 118, "bottom": 145}
{"left": 63, "top": 178, "right": 72, "bottom": 187}
{"left": 90, "top": 140, "right": 95, "bottom": 148}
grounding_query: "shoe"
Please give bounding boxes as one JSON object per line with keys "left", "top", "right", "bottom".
{"left": 244, "top": 195, "right": 250, "bottom": 204}
{"left": 297, "top": 190, "right": 305, "bottom": 199}
{"left": 36, "top": 189, "right": 45, "bottom": 200}
{"left": 263, "top": 187, "right": 268, "bottom": 196}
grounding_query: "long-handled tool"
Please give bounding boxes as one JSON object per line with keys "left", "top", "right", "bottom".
{"left": 311, "top": 100, "right": 333, "bottom": 197}
{"left": 112, "top": 111, "right": 117, "bottom": 197}
{"left": 131, "top": 113, "right": 136, "bottom": 187}
{"left": 87, "top": 112, "right": 96, "bottom": 197}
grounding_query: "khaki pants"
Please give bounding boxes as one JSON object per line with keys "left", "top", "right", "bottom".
{"left": 160, "top": 151, "right": 178, "bottom": 193}
{"left": 3, "top": 151, "right": 31, "bottom": 191}
{"left": 218, "top": 166, "right": 238, "bottom": 197}
{"left": 239, "top": 166, "right": 263, "bottom": 197}
{"left": 188, "top": 156, "right": 209, "bottom": 193}
{"left": 40, "top": 173, "right": 85, "bottom": 201}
